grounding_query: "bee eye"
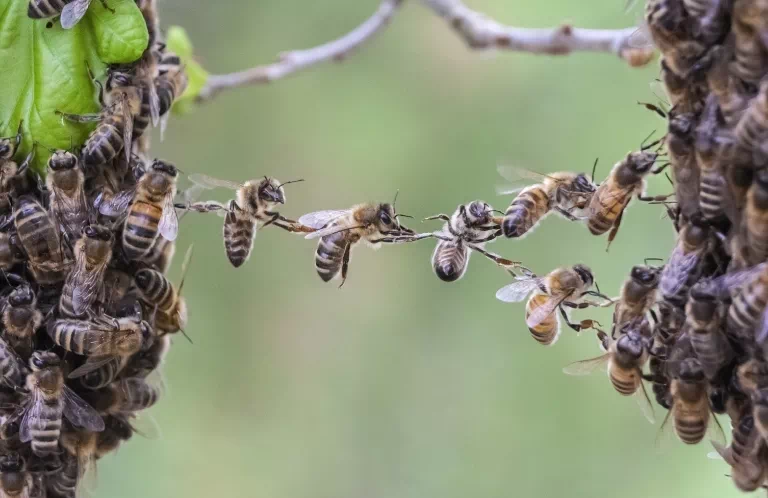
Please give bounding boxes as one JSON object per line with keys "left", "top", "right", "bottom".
{"left": 31, "top": 355, "right": 45, "bottom": 369}
{"left": 379, "top": 212, "right": 392, "bottom": 225}
{"left": 84, "top": 226, "right": 96, "bottom": 238}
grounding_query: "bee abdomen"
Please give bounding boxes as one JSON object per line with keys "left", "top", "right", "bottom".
{"left": 674, "top": 416, "right": 707, "bottom": 444}
{"left": 80, "top": 357, "right": 126, "bottom": 390}
{"left": 609, "top": 372, "right": 638, "bottom": 396}
{"left": 48, "top": 454, "right": 78, "bottom": 498}
{"left": 431, "top": 239, "right": 468, "bottom": 282}
{"left": 82, "top": 120, "right": 125, "bottom": 167}
{"left": 135, "top": 269, "right": 174, "bottom": 311}
{"left": 223, "top": 210, "right": 255, "bottom": 268}
{"left": 123, "top": 202, "right": 162, "bottom": 260}
{"left": 502, "top": 188, "right": 550, "bottom": 238}
{"left": 115, "top": 379, "right": 160, "bottom": 412}
{"left": 690, "top": 331, "right": 731, "bottom": 379}
{"left": 27, "top": 0, "right": 70, "bottom": 18}
{"left": 728, "top": 286, "right": 768, "bottom": 332}
{"left": 30, "top": 403, "right": 63, "bottom": 456}
{"left": 314, "top": 233, "right": 346, "bottom": 282}
{"left": 525, "top": 294, "right": 559, "bottom": 346}
{"left": 699, "top": 172, "right": 725, "bottom": 220}
{"left": 157, "top": 78, "right": 178, "bottom": 116}
{"left": 587, "top": 192, "right": 627, "bottom": 235}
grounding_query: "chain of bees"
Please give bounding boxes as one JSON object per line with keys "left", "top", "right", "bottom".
{"left": 11, "top": 0, "right": 768, "bottom": 495}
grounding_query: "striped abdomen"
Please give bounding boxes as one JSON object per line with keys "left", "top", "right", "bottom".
{"left": 29, "top": 396, "right": 64, "bottom": 457}
{"left": 157, "top": 72, "right": 187, "bottom": 117}
{"left": 47, "top": 452, "right": 78, "bottom": 498}
{"left": 0, "top": 338, "right": 25, "bottom": 387}
{"left": 143, "top": 237, "right": 175, "bottom": 273}
{"left": 223, "top": 204, "right": 255, "bottom": 268}
{"left": 608, "top": 365, "right": 640, "bottom": 396}
{"left": 14, "top": 198, "right": 64, "bottom": 284}
{"left": 82, "top": 115, "right": 126, "bottom": 167}
{"left": 731, "top": 36, "right": 767, "bottom": 86}
{"left": 112, "top": 378, "right": 160, "bottom": 412}
{"left": 80, "top": 357, "right": 126, "bottom": 390}
{"left": 49, "top": 319, "right": 104, "bottom": 355}
{"left": 587, "top": 183, "right": 631, "bottom": 235}
{"left": 525, "top": 293, "right": 559, "bottom": 346}
{"left": 734, "top": 93, "right": 768, "bottom": 153}
{"left": 673, "top": 400, "right": 709, "bottom": 444}
{"left": 649, "top": 354, "right": 671, "bottom": 409}
{"left": 727, "top": 273, "right": 768, "bottom": 339}
{"left": 27, "top": 0, "right": 71, "bottom": 18}
{"left": 699, "top": 164, "right": 726, "bottom": 220}
{"left": 689, "top": 329, "right": 731, "bottom": 380}
{"left": 502, "top": 186, "right": 551, "bottom": 238}
{"left": 431, "top": 239, "right": 469, "bottom": 282}
{"left": 314, "top": 228, "right": 349, "bottom": 282}
{"left": 123, "top": 200, "right": 162, "bottom": 260}
{"left": 133, "top": 80, "right": 153, "bottom": 140}
{"left": 746, "top": 184, "right": 768, "bottom": 262}
{"left": 135, "top": 269, "right": 175, "bottom": 313}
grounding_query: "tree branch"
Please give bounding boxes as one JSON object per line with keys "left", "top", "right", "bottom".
{"left": 422, "top": 0, "right": 653, "bottom": 66}
{"left": 197, "top": 0, "right": 405, "bottom": 102}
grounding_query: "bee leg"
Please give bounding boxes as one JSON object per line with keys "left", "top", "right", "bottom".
{"left": 55, "top": 111, "right": 101, "bottom": 124}
{"left": 423, "top": 214, "right": 451, "bottom": 222}
{"left": 554, "top": 207, "right": 578, "bottom": 221}
{"left": 605, "top": 209, "right": 624, "bottom": 252}
{"left": 272, "top": 215, "right": 316, "bottom": 234}
{"left": 558, "top": 306, "right": 602, "bottom": 333}
{"left": 338, "top": 244, "right": 352, "bottom": 289}
{"left": 466, "top": 244, "right": 520, "bottom": 269}
{"left": 637, "top": 193, "right": 674, "bottom": 203}
{"left": 471, "top": 231, "right": 501, "bottom": 244}
{"left": 99, "top": 0, "right": 116, "bottom": 13}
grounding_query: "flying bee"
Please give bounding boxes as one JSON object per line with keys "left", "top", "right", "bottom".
{"left": 57, "top": 65, "right": 140, "bottom": 167}
{"left": 183, "top": 174, "right": 308, "bottom": 268}
{"left": 28, "top": 0, "right": 114, "bottom": 28}
{"left": 299, "top": 200, "right": 424, "bottom": 287}
{"left": 45, "top": 149, "right": 89, "bottom": 246}
{"left": 19, "top": 352, "right": 104, "bottom": 458}
{"left": 662, "top": 357, "right": 724, "bottom": 444}
{"left": 744, "top": 168, "right": 768, "bottom": 264}
{"left": 134, "top": 245, "right": 193, "bottom": 336}
{"left": 2, "top": 285, "right": 42, "bottom": 360}
{"left": 587, "top": 146, "right": 661, "bottom": 249}
{"left": 155, "top": 49, "right": 189, "bottom": 136}
{"left": 612, "top": 263, "right": 661, "bottom": 332}
{"left": 685, "top": 282, "right": 733, "bottom": 380}
{"left": 59, "top": 225, "right": 113, "bottom": 318}
{"left": 695, "top": 96, "right": 728, "bottom": 221}
{"left": 121, "top": 159, "right": 179, "bottom": 261}
{"left": 564, "top": 323, "right": 656, "bottom": 423}
{"left": 424, "top": 201, "right": 519, "bottom": 282}
{"left": 496, "top": 264, "right": 609, "bottom": 346}
{"left": 47, "top": 315, "right": 152, "bottom": 378}
{"left": 497, "top": 166, "right": 596, "bottom": 239}
{"left": 13, "top": 195, "right": 67, "bottom": 285}
{"left": 712, "top": 414, "right": 768, "bottom": 492}
{"left": 659, "top": 215, "right": 712, "bottom": 307}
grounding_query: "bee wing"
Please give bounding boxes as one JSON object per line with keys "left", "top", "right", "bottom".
{"left": 706, "top": 262, "right": 768, "bottom": 298}
{"left": 98, "top": 189, "right": 136, "bottom": 217}
{"left": 188, "top": 173, "right": 242, "bottom": 191}
{"left": 298, "top": 210, "right": 351, "bottom": 230}
{"left": 68, "top": 355, "right": 117, "bottom": 378}
{"left": 121, "top": 99, "right": 133, "bottom": 163}
{"left": 147, "top": 78, "right": 160, "bottom": 127}
{"left": 562, "top": 353, "right": 610, "bottom": 376}
{"left": 71, "top": 264, "right": 106, "bottom": 317}
{"left": 526, "top": 292, "right": 571, "bottom": 329}
{"left": 19, "top": 391, "right": 42, "bottom": 443}
{"left": 496, "top": 165, "right": 550, "bottom": 195}
{"left": 659, "top": 247, "right": 701, "bottom": 296}
{"left": 60, "top": 0, "right": 91, "bottom": 29}
{"left": 588, "top": 184, "right": 635, "bottom": 216}
{"left": 706, "top": 409, "right": 727, "bottom": 447}
{"left": 62, "top": 385, "right": 105, "bottom": 432}
{"left": 159, "top": 192, "right": 179, "bottom": 241}
{"left": 495, "top": 277, "right": 541, "bottom": 303}
{"left": 304, "top": 223, "right": 364, "bottom": 240}
{"left": 635, "top": 379, "right": 656, "bottom": 424}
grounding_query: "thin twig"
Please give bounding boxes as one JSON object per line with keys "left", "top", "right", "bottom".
{"left": 197, "top": 0, "right": 404, "bottom": 102}
{"left": 421, "top": 0, "right": 654, "bottom": 66}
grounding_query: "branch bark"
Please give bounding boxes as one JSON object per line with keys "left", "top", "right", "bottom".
{"left": 197, "top": 0, "right": 653, "bottom": 103}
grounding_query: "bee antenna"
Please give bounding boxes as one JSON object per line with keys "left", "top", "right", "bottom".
{"left": 644, "top": 257, "right": 664, "bottom": 264}
{"left": 396, "top": 214, "right": 414, "bottom": 220}
{"left": 591, "top": 157, "right": 599, "bottom": 183}
{"left": 278, "top": 179, "right": 304, "bottom": 188}
{"left": 179, "top": 328, "right": 193, "bottom": 344}
{"left": 489, "top": 209, "right": 505, "bottom": 216}
{"left": 640, "top": 129, "right": 658, "bottom": 150}
{"left": 392, "top": 189, "right": 400, "bottom": 211}
{"left": 664, "top": 172, "right": 673, "bottom": 186}
{"left": 33, "top": 141, "right": 55, "bottom": 154}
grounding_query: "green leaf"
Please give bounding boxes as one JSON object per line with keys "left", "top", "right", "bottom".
{"left": 0, "top": 0, "right": 149, "bottom": 175}
{"left": 165, "top": 25, "right": 208, "bottom": 114}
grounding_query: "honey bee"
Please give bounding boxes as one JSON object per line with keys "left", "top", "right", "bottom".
{"left": 13, "top": 195, "right": 67, "bottom": 285}
{"left": 0, "top": 451, "right": 36, "bottom": 498}
{"left": 60, "top": 429, "right": 97, "bottom": 487}
{"left": 58, "top": 65, "right": 140, "bottom": 167}
{"left": 155, "top": 50, "right": 189, "bottom": 135}
{"left": 497, "top": 166, "right": 596, "bottom": 239}
{"left": 185, "top": 174, "right": 308, "bottom": 268}
{"left": 733, "top": 79, "right": 768, "bottom": 155}
{"left": 0, "top": 337, "right": 28, "bottom": 391}
{"left": 744, "top": 168, "right": 768, "bottom": 264}
{"left": 96, "top": 415, "right": 133, "bottom": 457}
{"left": 664, "top": 110, "right": 701, "bottom": 217}
{"left": 59, "top": 225, "right": 113, "bottom": 318}
{"left": 134, "top": 245, "right": 193, "bottom": 336}
{"left": 45, "top": 150, "right": 89, "bottom": 246}
{"left": 612, "top": 263, "right": 661, "bottom": 332}
{"left": 100, "top": 268, "right": 137, "bottom": 317}
{"left": 136, "top": 0, "right": 159, "bottom": 46}
{"left": 717, "top": 263, "right": 768, "bottom": 351}
{"left": 730, "top": 0, "right": 768, "bottom": 87}
{"left": 685, "top": 282, "right": 733, "bottom": 380}
{"left": 644, "top": 0, "right": 709, "bottom": 77}
{"left": 19, "top": 352, "right": 104, "bottom": 458}
{"left": 663, "top": 357, "right": 724, "bottom": 444}
{"left": 695, "top": 96, "right": 728, "bottom": 221}
{"left": 496, "top": 265, "right": 608, "bottom": 346}
{"left": 564, "top": 324, "right": 656, "bottom": 423}
{"left": 299, "top": 200, "right": 422, "bottom": 287}
{"left": 707, "top": 43, "right": 749, "bottom": 127}
{"left": 659, "top": 57, "right": 707, "bottom": 113}
{"left": 122, "top": 159, "right": 179, "bottom": 261}
{"left": 659, "top": 216, "right": 712, "bottom": 307}
{"left": 712, "top": 414, "right": 768, "bottom": 491}
{"left": 92, "top": 378, "right": 161, "bottom": 414}
{"left": 47, "top": 449, "right": 79, "bottom": 498}
{"left": 120, "top": 334, "right": 170, "bottom": 379}
{"left": 587, "top": 147, "right": 660, "bottom": 249}
{"left": 647, "top": 338, "right": 672, "bottom": 410}
{"left": 2, "top": 285, "right": 43, "bottom": 359}
{"left": 424, "top": 201, "right": 518, "bottom": 282}
{"left": 28, "top": 0, "right": 114, "bottom": 28}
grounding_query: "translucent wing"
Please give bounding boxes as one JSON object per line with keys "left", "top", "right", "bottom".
{"left": 706, "top": 262, "right": 768, "bottom": 298}
{"left": 60, "top": 0, "right": 92, "bottom": 29}
{"left": 71, "top": 264, "right": 107, "bottom": 317}
{"left": 120, "top": 98, "right": 134, "bottom": 163}
{"left": 304, "top": 223, "right": 362, "bottom": 240}
{"left": 562, "top": 353, "right": 610, "bottom": 376}
{"left": 159, "top": 192, "right": 179, "bottom": 241}
{"left": 147, "top": 78, "right": 160, "bottom": 127}
{"left": 68, "top": 355, "right": 118, "bottom": 378}
{"left": 526, "top": 292, "right": 571, "bottom": 329}
{"left": 188, "top": 173, "right": 242, "bottom": 192}
{"left": 495, "top": 277, "right": 541, "bottom": 302}
{"left": 628, "top": 19, "right": 653, "bottom": 49}
{"left": 62, "top": 385, "right": 105, "bottom": 432}
{"left": 51, "top": 187, "right": 88, "bottom": 234}
{"left": 19, "top": 391, "right": 43, "bottom": 443}
{"left": 707, "top": 411, "right": 727, "bottom": 447}
{"left": 636, "top": 380, "right": 656, "bottom": 424}
{"left": 659, "top": 247, "right": 701, "bottom": 297}
{"left": 97, "top": 189, "right": 135, "bottom": 217}
{"left": 298, "top": 210, "right": 350, "bottom": 229}
{"left": 497, "top": 165, "right": 556, "bottom": 183}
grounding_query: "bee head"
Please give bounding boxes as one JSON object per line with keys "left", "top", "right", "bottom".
{"left": 677, "top": 357, "right": 705, "bottom": 381}
{"left": 139, "top": 321, "right": 155, "bottom": 350}
{"left": 572, "top": 174, "right": 595, "bottom": 193}
{"left": 83, "top": 224, "right": 114, "bottom": 243}
{"left": 8, "top": 285, "right": 34, "bottom": 307}
{"left": 29, "top": 351, "right": 60, "bottom": 372}
{"left": 615, "top": 329, "right": 646, "bottom": 359}
{"left": 668, "top": 112, "right": 694, "bottom": 138}
{"left": 466, "top": 200, "right": 492, "bottom": 223}
{"left": 572, "top": 264, "right": 594, "bottom": 288}
{"left": 0, "top": 452, "right": 22, "bottom": 473}
{"left": 377, "top": 203, "right": 396, "bottom": 229}
{"left": 48, "top": 150, "right": 78, "bottom": 171}
{"left": 682, "top": 215, "right": 710, "bottom": 246}
{"left": 258, "top": 177, "right": 285, "bottom": 205}
{"left": 106, "top": 68, "right": 134, "bottom": 91}
{"left": 150, "top": 159, "right": 177, "bottom": 177}
{"left": 0, "top": 139, "right": 13, "bottom": 161}
{"left": 628, "top": 150, "right": 658, "bottom": 176}
{"left": 134, "top": 269, "right": 153, "bottom": 291}
{"left": 629, "top": 265, "right": 661, "bottom": 286}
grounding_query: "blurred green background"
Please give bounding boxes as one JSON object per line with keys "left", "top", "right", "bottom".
{"left": 98, "top": 0, "right": 737, "bottom": 497}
